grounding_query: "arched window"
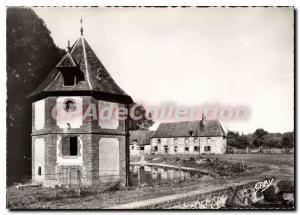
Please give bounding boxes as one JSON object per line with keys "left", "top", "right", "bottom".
{"left": 64, "top": 99, "right": 76, "bottom": 112}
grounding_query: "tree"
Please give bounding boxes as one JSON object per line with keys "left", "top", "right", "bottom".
{"left": 282, "top": 132, "right": 294, "bottom": 148}
{"left": 227, "top": 131, "right": 239, "bottom": 148}
{"left": 237, "top": 134, "right": 250, "bottom": 149}
{"left": 252, "top": 128, "right": 268, "bottom": 148}
{"left": 227, "top": 130, "right": 249, "bottom": 149}
{"left": 264, "top": 133, "right": 282, "bottom": 148}
{"left": 7, "top": 7, "right": 65, "bottom": 185}
{"left": 128, "top": 103, "right": 155, "bottom": 130}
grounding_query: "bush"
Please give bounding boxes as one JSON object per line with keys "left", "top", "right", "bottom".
{"left": 263, "top": 185, "right": 281, "bottom": 202}
{"left": 104, "top": 181, "right": 124, "bottom": 192}
{"left": 277, "top": 180, "right": 294, "bottom": 193}
{"left": 175, "top": 157, "right": 181, "bottom": 162}
{"left": 189, "top": 157, "right": 196, "bottom": 162}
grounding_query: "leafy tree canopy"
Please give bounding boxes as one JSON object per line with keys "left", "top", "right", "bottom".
{"left": 227, "top": 130, "right": 250, "bottom": 149}
{"left": 128, "top": 103, "right": 155, "bottom": 130}
{"left": 7, "top": 7, "right": 65, "bottom": 184}
{"left": 252, "top": 128, "right": 268, "bottom": 148}
{"left": 282, "top": 132, "right": 294, "bottom": 148}
{"left": 227, "top": 128, "right": 294, "bottom": 149}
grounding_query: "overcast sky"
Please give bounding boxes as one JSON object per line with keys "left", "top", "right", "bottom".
{"left": 33, "top": 7, "right": 294, "bottom": 133}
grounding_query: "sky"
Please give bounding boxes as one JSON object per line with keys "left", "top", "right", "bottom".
{"left": 33, "top": 7, "right": 294, "bottom": 133}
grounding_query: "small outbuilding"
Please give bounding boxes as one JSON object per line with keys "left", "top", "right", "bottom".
{"left": 130, "top": 130, "right": 154, "bottom": 155}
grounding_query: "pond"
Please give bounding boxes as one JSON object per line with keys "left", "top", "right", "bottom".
{"left": 130, "top": 164, "right": 204, "bottom": 186}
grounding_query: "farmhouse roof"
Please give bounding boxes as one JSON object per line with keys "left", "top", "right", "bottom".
{"left": 152, "top": 120, "right": 226, "bottom": 138}
{"left": 130, "top": 130, "right": 155, "bottom": 146}
{"left": 28, "top": 34, "right": 133, "bottom": 104}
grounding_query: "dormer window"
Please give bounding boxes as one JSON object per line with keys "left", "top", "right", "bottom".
{"left": 59, "top": 67, "right": 84, "bottom": 87}
{"left": 63, "top": 74, "right": 76, "bottom": 86}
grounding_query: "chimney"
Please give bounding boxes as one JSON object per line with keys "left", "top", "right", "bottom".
{"left": 201, "top": 113, "right": 206, "bottom": 127}
{"left": 67, "top": 40, "right": 71, "bottom": 52}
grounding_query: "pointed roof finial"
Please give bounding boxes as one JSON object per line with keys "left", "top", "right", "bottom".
{"left": 67, "top": 40, "right": 71, "bottom": 52}
{"left": 80, "top": 18, "right": 83, "bottom": 36}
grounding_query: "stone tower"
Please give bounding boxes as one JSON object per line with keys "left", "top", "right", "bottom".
{"left": 28, "top": 22, "right": 133, "bottom": 187}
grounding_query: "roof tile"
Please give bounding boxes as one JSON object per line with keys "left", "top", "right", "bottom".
{"left": 130, "top": 130, "right": 155, "bottom": 146}
{"left": 28, "top": 36, "right": 132, "bottom": 103}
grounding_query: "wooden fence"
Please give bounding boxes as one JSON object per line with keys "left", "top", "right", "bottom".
{"left": 227, "top": 147, "right": 294, "bottom": 154}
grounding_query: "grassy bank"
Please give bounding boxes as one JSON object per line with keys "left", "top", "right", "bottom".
{"left": 7, "top": 154, "right": 293, "bottom": 209}
{"left": 133, "top": 153, "right": 293, "bottom": 179}
{"left": 7, "top": 177, "right": 216, "bottom": 209}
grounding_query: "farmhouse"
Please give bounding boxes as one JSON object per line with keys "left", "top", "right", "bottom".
{"left": 151, "top": 114, "right": 227, "bottom": 154}
{"left": 28, "top": 23, "right": 133, "bottom": 186}
{"left": 130, "top": 130, "right": 154, "bottom": 155}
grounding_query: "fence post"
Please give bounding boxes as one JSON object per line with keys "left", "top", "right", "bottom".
{"left": 242, "top": 160, "right": 244, "bottom": 171}
{"left": 69, "top": 168, "right": 71, "bottom": 187}
{"left": 77, "top": 167, "right": 81, "bottom": 196}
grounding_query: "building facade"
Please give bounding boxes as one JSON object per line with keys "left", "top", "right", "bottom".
{"left": 28, "top": 25, "right": 133, "bottom": 187}
{"left": 151, "top": 115, "right": 227, "bottom": 155}
{"left": 130, "top": 130, "right": 154, "bottom": 155}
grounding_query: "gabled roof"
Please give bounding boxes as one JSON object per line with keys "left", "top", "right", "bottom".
{"left": 56, "top": 53, "right": 77, "bottom": 68}
{"left": 130, "top": 130, "right": 155, "bottom": 146}
{"left": 28, "top": 36, "right": 133, "bottom": 104}
{"left": 151, "top": 120, "right": 226, "bottom": 138}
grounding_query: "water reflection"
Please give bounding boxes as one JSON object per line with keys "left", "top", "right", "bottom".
{"left": 130, "top": 165, "right": 203, "bottom": 186}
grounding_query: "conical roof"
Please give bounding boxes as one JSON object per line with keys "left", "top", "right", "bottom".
{"left": 28, "top": 36, "right": 133, "bottom": 104}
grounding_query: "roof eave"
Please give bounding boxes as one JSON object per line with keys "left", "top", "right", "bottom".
{"left": 27, "top": 90, "right": 134, "bottom": 104}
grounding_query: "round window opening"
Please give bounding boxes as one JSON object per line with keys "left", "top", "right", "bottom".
{"left": 64, "top": 99, "right": 76, "bottom": 112}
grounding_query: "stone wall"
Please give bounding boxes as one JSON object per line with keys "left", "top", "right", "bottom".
{"left": 169, "top": 182, "right": 261, "bottom": 209}
{"left": 32, "top": 96, "right": 128, "bottom": 187}
{"left": 108, "top": 180, "right": 294, "bottom": 209}
{"left": 32, "top": 134, "right": 127, "bottom": 186}
{"left": 165, "top": 180, "right": 293, "bottom": 209}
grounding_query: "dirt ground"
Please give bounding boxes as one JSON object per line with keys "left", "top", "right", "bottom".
{"left": 7, "top": 154, "right": 294, "bottom": 209}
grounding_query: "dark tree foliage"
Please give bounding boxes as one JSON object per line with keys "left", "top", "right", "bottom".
{"left": 227, "top": 128, "right": 294, "bottom": 149}
{"left": 227, "top": 130, "right": 250, "bottom": 149}
{"left": 252, "top": 128, "right": 268, "bottom": 148}
{"left": 282, "top": 132, "right": 294, "bottom": 148}
{"left": 128, "top": 103, "right": 155, "bottom": 130}
{"left": 264, "top": 133, "right": 283, "bottom": 148}
{"left": 7, "top": 7, "right": 65, "bottom": 185}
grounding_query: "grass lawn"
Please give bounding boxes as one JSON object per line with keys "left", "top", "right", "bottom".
{"left": 138, "top": 153, "right": 293, "bottom": 166}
